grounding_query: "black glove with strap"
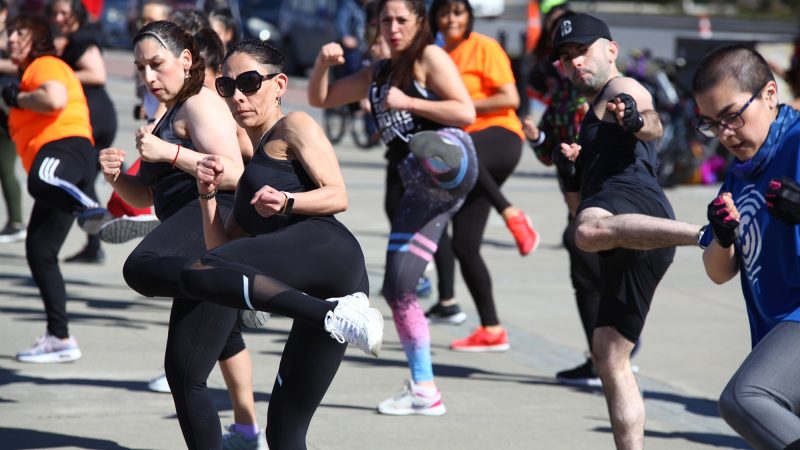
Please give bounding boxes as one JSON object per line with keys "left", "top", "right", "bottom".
{"left": 707, "top": 194, "right": 739, "bottom": 248}
{"left": 2, "top": 82, "right": 20, "bottom": 109}
{"left": 766, "top": 177, "right": 800, "bottom": 225}
{"left": 615, "top": 93, "right": 644, "bottom": 133}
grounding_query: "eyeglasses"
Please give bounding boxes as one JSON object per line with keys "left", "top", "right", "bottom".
{"left": 695, "top": 83, "right": 767, "bottom": 138}
{"left": 215, "top": 71, "right": 280, "bottom": 98}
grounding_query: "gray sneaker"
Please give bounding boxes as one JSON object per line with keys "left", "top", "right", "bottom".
{"left": 240, "top": 309, "right": 270, "bottom": 329}
{"left": 222, "top": 424, "right": 268, "bottom": 450}
{"left": 98, "top": 215, "right": 160, "bottom": 244}
{"left": 0, "top": 223, "right": 26, "bottom": 243}
{"left": 17, "top": 332, "right": 81, "bottom": 363}
{"left": 324, "top": 293, "right": 383, "bottom": 357}
{"left": 77, "top": 208, "right": 114, "bottom": 235}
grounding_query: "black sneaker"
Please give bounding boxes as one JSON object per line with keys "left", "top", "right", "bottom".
{"left": 425, "top": 303, "right": 467, "bottom": 325}
{"left": 556, "top": 358, "right": 602, "bottom": 387}
{"left": 64, "top": 246, "right": 105, "bottom": 264}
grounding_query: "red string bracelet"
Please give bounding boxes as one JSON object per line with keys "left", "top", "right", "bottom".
{"left": 171, "top": 144, "right": 181, "bottom": 167}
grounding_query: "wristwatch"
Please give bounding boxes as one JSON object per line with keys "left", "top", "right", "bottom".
{"left": 280, "top": 191, "right": 294, "bottom": 215}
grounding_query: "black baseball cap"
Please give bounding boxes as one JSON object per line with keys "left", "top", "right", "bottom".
{"left": 551, "top": 13, "right": 612, "bottom": 61}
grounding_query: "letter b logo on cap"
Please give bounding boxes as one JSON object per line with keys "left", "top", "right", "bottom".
{"left": 560, "top": 19, "right": 572, "bottom": 37}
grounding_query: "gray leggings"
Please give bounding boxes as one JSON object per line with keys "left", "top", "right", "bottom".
{"left": 719, "top": 321, "right": 800, "bottom": 450}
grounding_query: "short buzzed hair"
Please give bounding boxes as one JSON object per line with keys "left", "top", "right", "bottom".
{"left": 692, "top": 45, "right": 774, "bottom": 96}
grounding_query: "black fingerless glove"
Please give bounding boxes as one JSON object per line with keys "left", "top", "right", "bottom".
{"left": 2, "top": 82, "right": 20, "bottom": 109}
{"left": 616, "top": 93, "right": 644, "bottom": 134}
{"left": 554, "top": 151, "right": 580, "bottom": 192}
{"left": 766, "top": 177, "right": 800, "bottom": 225}
{"left": 707, "top": 195, "right": 739, "bottom": 248}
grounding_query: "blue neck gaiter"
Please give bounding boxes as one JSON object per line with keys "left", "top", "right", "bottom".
{"left": 732, "top": 105, "right": 800, "bottom": 180}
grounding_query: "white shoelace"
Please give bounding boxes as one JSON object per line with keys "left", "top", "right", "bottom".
{"left": 326, "top": 308, "right": 363, "bottom": 345}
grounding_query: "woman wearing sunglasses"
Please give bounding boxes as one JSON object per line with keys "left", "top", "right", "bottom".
{"left": 308, "top": 0, "right": 479, "bottom": 416}
{"left": 96, "top": 20, "right": 253, "bottom": 449}
{"left": 178, "top": 39, "right": 383, "bottom": 449}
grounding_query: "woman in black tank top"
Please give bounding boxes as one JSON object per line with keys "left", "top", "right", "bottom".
{"left": 97, "top": 21, "right": 256, "bottom": 449}
{"left": 178, "top": 40, "right": 384, "bottom": 449}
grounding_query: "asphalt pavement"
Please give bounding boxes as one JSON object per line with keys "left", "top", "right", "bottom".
{"left": 0, "top": 51, "right": 753, "bottom": 449}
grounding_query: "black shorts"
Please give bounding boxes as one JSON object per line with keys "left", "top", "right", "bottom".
{"left": 580, "top": 185, "right": 676, "bottom": 343}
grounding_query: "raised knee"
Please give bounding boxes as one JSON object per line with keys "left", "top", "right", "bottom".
{"left": 574, "top": 220, "right": 603, "bottom": 253}
{"left": 717, "top": 380, "right": 745, "bottom": 427}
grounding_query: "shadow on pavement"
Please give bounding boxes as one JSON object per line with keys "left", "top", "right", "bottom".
{"left": 643, "top": 390, "right": 720, "bottom": 418}
{"left": 592, "top": 426, "right": 749, "bottom": 449}
{"left": 0, "top": 427, "right": 130, "bottom": 449}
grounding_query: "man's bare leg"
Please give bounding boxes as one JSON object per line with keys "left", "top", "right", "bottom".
{"left": 575, "top": 207, "right": 701, "bottom": 252}
{"left": 593, "top": 326, "right": 643, "bottom": 450}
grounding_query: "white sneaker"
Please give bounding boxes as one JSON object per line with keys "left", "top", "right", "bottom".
{"left": 324, "top": 293, "right": 383, "bottom": 357}
{"left": 16, "top": 332, "right": 81, "bottom": 363}
{"left": 327, "top": 291, "right": 370, "bottom": 309}
{"left": 222, "top": 424, "right": 268, "bottom": 450}
{"left": 98, "top": 214, "right": 160, "bottom": 244}
{"left": 377, "top": 379, "right": 446, "bottom": 416}
{"left": 147, "top": 373, "right": 171, "bottom": 393}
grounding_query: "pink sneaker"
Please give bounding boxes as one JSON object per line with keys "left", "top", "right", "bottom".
{"left": 17, "top": 332, "right": 81, "bottom": 363}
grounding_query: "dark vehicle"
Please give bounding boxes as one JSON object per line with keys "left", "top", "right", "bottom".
{"left": 278, "top": 0, "right": 342, "bottom": 75}
{"left": 240, "top": 0, "right": 282, "bottom": 43}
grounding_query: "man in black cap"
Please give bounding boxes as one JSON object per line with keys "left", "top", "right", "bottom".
{"left": 551, "top": 13, "right": 703, "bottom": 450}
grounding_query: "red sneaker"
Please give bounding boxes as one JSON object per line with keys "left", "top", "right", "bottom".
{"left": 450, "top": 327, "right": 510, "bottom": 352}
{"left": 505, "top": 211, "right": 540, "bottom": 256}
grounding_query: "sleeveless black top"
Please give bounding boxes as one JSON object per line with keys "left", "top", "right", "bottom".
{"left": 369, "top": 60, "right": 445, "bottom": 163}
{"left": 577, "top": 81, "right": 661, "bottom": 199}
{"left": 233, "top": 118, "right": 324, "bottom": 235}
{"left": 139, "top": 101, "right": 205, "bottom": 220}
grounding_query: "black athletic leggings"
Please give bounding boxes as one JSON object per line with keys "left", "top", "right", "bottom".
{"left": 180, "top": 216, "right": 368, "bottom": 450}
{"left": 451, "top": 126, "right": 522, "bottom": 326}
{"left": 123, "top": 199, "right": 245, "bottom": 450}
{"left": 26, "top": 137, "right": 99, "bottom": 339}
{"left": 386, "top": 160, "right": 455, "bottom": 300}
{"left": 81, "top": 86, "right": 119, "bottom": 254}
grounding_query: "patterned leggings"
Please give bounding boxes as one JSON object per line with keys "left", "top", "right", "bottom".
{"left": 381, "top": 128, "right": 478, "bottom": 382}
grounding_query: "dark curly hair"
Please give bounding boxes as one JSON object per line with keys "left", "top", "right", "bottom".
{"left": 133, "top": 20, "right": 205, "bottom": 104}
{"left": 7, "top": 15, "right": 56, "bottom": 69}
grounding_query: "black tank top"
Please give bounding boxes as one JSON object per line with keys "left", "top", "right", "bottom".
{"left": 370, "top": 60, "right": 445, "bottom": 163}
{"left": 233, "top": 118, "right": 324, "bottom": 235}
{"left": 577, "top": 81, "right": 661, "bottom": 198}
{"left": 139, "top": 101, "right": 204, "bottom": 220}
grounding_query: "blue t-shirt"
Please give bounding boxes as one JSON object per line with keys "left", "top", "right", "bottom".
{"left": 700, "top": 105, "right": 800, "bottom": 347}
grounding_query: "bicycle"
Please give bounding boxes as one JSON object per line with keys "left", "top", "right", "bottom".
{"left": 323, "top": 101, "right": 381, "bottom": 149}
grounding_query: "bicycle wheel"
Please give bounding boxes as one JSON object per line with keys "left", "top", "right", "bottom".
{"left": 350, "top": 110, "right": 380, "bottom": 149}
{"left": 324, "top": 107, "right": 348, "bottom": 144}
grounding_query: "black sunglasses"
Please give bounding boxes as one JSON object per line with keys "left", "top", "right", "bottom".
{"left": 215, "top": 71, "right": 280, "bottom": 98}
